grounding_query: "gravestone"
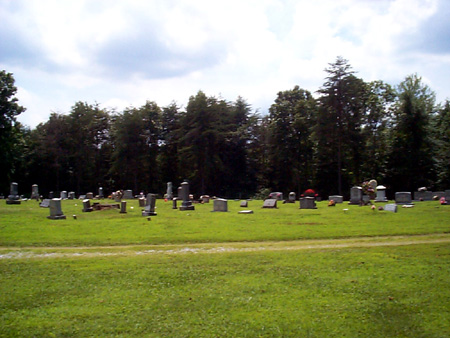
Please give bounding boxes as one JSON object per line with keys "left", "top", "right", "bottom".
{"left": 6, "top": 182, "right": 21, "bottom": 204}
{"left": 68, "top": 192, "right": 75, "bottom": 200}
{"left": 82, "top": 199, "right": 93, "bottom": 212}
{"left": 349, "top": 186, "right": 362, "bottom": 205}
{"left": 138, "top": 197, "right": 146, "bottom": 207}
{"left": 40, "top": 199, "right": 51, "bottom": 208}
{"left": 172, "top": 197, "right": 178, "bottom": 209}
{"left": 288, "top": 192, "right": 296, "bottom": 203}
{"left": 201, "top": 195, "right": 210, "bottom": 203}
{"left": 99, "top": 187, "right": 104, "bottom": 199}
{"left": 375, "top": 186, "right": 387, "bottom": 202}
{"left": 240, "top": 200, "right": 248, "bottom": 207}
{"left": 47, "top": 198, "right": 66, "bottom": 219}
{"left": 213, "top": 198, "right": 228, "bottom": 212}
{"left": 238, "top": 210, "right": 254, "bottom": 214}
{"left": 120, "top": 200, "right": 127, "bottom": 214}
{"left": 60, "top": 191, "right": 68, "bottom": 199}
{"left": 31, "top": 184, "right": 40, "bottom": 201}
{"left": 262, "top": 199, "right": 277, "bottom": 208}
{"left": 384, "top": 204, "right": 398, "bottom": 213}
{"left": 123, "top": 190, "right": 133, "bottom": 199}
{"left": 299, "top": 197, "right": 317, "bottom": 209}
{"left": 49, "top": 191, "right": 54, "bottom": 199}
{"left": 395, "top": 192, "right": 412, "bottom": 205}
{"left": 269, "top": 192, "right": 283, "bottom": 200}
{"left": 433, "top": 191, "right": 445, "bottom": 199}
{"left": 166, "top": 182, "right": 173, "bottom": 200}
{"left": 414, "top": 190, "right": 432, "bottom": 201}
{"left": 445, "top": 190, "right": 450, "bottom": 200}
{"left": 86, "top": 192, "right": 94, "bottom": 199}
{"left": 179, "top": 182, "right": 195, "bottom": 211}
{"left": 328, "top": 195, "right": 343, "bottom": 203}
{"left": 142, "top": 193, "right": 157, "bottom": 216}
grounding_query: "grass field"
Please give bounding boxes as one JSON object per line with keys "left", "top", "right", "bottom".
{"left": 1, "top": 199, "right": 450, "bottom": 337}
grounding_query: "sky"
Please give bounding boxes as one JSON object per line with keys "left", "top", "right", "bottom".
{"left": 1, "top": 0, "right": 450, "bottom": 128}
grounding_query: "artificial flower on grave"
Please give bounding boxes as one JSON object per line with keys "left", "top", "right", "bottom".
{"left": 361, "top": 180, "right": 377, "bottom": 199}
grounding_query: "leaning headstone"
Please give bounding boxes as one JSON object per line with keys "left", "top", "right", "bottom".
{"left": 120, "top": 200, "right": 127, "bottom": 214}
{"left": 142, "top": 193, "right": 157, "bottom": 216}
{"left": 123, "top": 190, "right": 133, "bottom": 199}
{"left": 328, "top": 195, "right": 343, "bottom": 203}
{"left": 47, "top": 198, "right": 66, "bottom": 219}
{"left": 240, "top": 200, "right": 248, "bottom": 207}
{"left": 262, "top": 199, "right": 277, "bottom": 208}
{"left": 31, "top": 184, "right": 40, "bottom": 201}
{"left": 300, "top": 197, "right": 317, "bottom": 209}
{"left": 349, "top": 186, "right": 362, "bottom": 205}
{"left": 384, "top": 204, "right": 398, "bottom": 213}
{"left": 166, "top": 182, "right": 173, "bottom": 200}
{"left": 40, "top": 199, "right": 51, "bottom": 208}
{"left": 179, "top": 182, "right": 195, "bottom": 211}
{"left": 395, "top": 192, "right": 413, "bottom": 205}
{"left": 6, "top": 182, "right": 21, "bottom": 204}
{"left": 213, "top": 198, "right": 228, "bottom": 212}
{"left": 414, "top": 190, "right": 433, "bottom": 201}
{"left": 82, "top": 199, "right": 93, "bottom": 212}
{"left": 375, "top": 186, "right": 388, "bottom": 202}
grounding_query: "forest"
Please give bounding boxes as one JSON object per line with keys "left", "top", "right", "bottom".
{"left": 1, "top": 57, "right": 449, "bottom": 200}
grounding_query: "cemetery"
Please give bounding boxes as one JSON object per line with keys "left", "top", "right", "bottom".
{"left": 1, "top": 182, "right": 450, "bottom": 337}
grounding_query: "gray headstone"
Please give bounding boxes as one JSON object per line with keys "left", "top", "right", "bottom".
{"left": 123, "top": 190, "right": 133, "bottom": 199}
{"left": 86, "top": 192, "right": 94, "bottom": 199}
{"left": 49, "top": 191, "right": 54, "bottom": 199}
{"left": 142, "top": 193, "right": 157, "bottom": 216}
{"left": 238, "top": 210, "right": 254, "bottom": 214}
{"left": 68, "top": 192, "right": 75, "bottom": 200}
{"left": 166, "top": 182, "right": 173, "bottom": 200}
{"left": 6, "top": 182, "right": 21, "bottom": 204}
{"left": 139, "top": 197, "right": 146, "bottom": 207}
{"left": 262, "top": 199, "right": 277, "bottom": 208}
{"left": 240, "top": 200, "right": 248, "bottom": 207}
{"left": 31, "top": 184, "right": 39, "bottom": 200}
{"left": 414, "top": 191, "right": 433, "bottom": 201}
{"left": 40, "top": 199, "right": 51, "bottom": 208}
{"left": 395, "top": 192, "right": 412, "bottom": 205}
{"left": 384, "top": 204, "right": 397, "bottom": 213}
{"left": 60, "top": 191, "right": 68, "bottom": 199}
{"left": 299, "top": 197, "right": 317, "bottom": 209}
{"left": 201, "top": 195, "right": 210, "bottom": 203}
{"left": 328, "top": 195, "right": 343, "bottom": 203}
{"left": 82, "top": 199, "right": 93, "bottom": 212}
{"left": 349, "top": 186, "right": 362, "bottom": 205}
{"left": 375, "top": 186, "right": 387, "bottom": 202}
{"left": 179, "top": 182, "right": 195, "bottom": 211}
{"left": 99, "top": 187, "right": 104, "bottom": 198}
{"left": 172, "top": 197, "right": 178, "bottom": 209}
{"left": 269, "top": 192, "right": 283, "bottom": 200}
{"left": 120, "top": 200, "right": 127, "bottom": 214}
{"left": 288, "top": 192, "right": 296, "bottom": 203}
{"left": 47, "top": 198, "right": 66, "bottom": 219}
{"left": 213, "top": 198, "right": 228, "bottom": 212}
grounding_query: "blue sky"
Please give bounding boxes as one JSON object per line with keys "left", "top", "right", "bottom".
{"left": 1, "top": 0, "right": 449, "bottom": 128}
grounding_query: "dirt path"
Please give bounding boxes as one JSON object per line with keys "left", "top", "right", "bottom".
{"left": 1, "top": 234, "right": 450, "bottom": 260}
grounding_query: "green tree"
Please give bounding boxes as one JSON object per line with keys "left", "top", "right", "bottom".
{"left": 432, "top": 100, "right": 450, "bottom": 189}
{"left": 316, "top": 57, "right": 367, "bottom": 197}
{"left": 268, "top": 86, "right": 317, "bottom": 195}
{"left": 387, "top": 74, "right": 436, "bottom": 192}
{"left": 0, "top": 70, "right": 26, "bottom": 193}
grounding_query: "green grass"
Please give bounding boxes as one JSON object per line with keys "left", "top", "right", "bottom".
{"left": 1, "top": 243, "right": 449, "bottom": 337}
{"left": 1, "top": 199, "right": 449, "bottom": 246}
{"left": 1, "top": 199, "right": 450, "bottom": 337}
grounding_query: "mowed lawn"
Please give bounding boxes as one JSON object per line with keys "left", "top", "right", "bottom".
{"left": 1, "top": 200, "right": 450, "bottom": 337}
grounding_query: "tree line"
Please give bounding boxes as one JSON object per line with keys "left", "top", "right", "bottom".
{"left": 1, "top": 57, "right": 449, "bottom": 199}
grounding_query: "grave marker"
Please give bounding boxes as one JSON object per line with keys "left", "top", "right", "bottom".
{"left": 262, "top": 199, "right": 277, "bottom": 208}
{"left": 213, "top": 198, "right": 228, "bottom": 212}
{"left": 299, "top": 197, "right": 317, "bottom": 209}
{"left": 395, "top": 192, "right": 412, "bottom": 205}
{"left": 142, "top": 193, "right": 157, "bottom": 216}
{"left": 47, "top": 198, "right": 66, "bottom": 219}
